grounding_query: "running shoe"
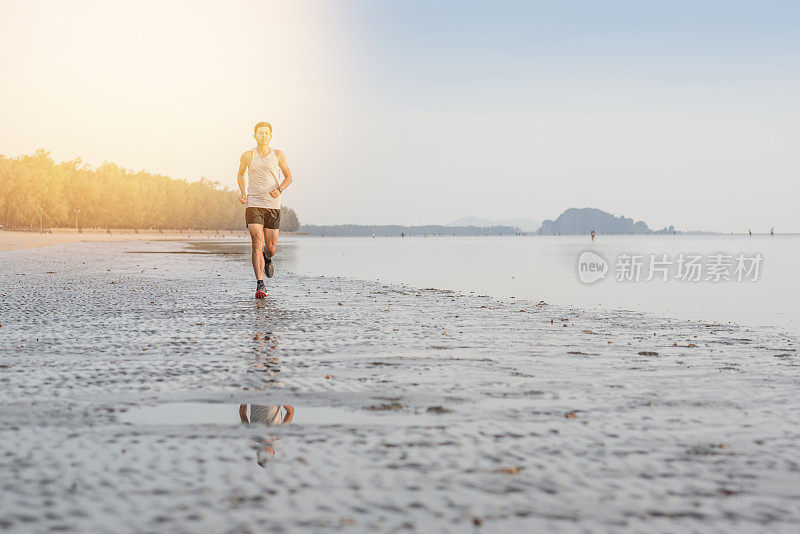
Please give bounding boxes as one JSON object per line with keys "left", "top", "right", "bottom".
{"left": 255, "top": 281, "right": 268, "bottom": 299}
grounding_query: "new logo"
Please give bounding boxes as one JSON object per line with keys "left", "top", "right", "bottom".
{"left": 577, "top": 250, "right": 608, "bottom": 284}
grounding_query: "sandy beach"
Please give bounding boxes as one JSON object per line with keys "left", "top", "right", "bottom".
{"left": 0, "top": 239, "right": 798, "bottom": 532}
{"left": 0, "top": 229, "right": 249, "bottom": 252}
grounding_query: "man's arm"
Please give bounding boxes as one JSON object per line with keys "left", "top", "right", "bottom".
{"left": 281, "top": 404, "right": 294, "bottom": 424}
{"left": 237, "top": 151, "right": 250, "bottom": 205}
{"left": 239, "top": 404, "right": 249, "bottom": 423}
{"left": 269, "top": 149, "right": 293, "bottom": 198}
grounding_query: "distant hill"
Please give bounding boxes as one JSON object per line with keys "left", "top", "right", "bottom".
{"left": 537, "top": 208, "right": 676, "bottom": 235}
{"left": 299, "top": 224, "right": 519, "bottom": 237}
{"left": 449, "top": 216, "right": 540, "bottom": 232}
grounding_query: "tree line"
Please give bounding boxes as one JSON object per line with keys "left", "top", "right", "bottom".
{"left": 0, "top": 149, "right": 299, "bottom": 231}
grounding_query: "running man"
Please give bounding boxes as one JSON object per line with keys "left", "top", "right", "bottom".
{"left": 237, "top": 122, "right": 293, "bottom": 298}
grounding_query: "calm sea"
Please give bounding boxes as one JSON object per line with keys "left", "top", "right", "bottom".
{"left": 221, "top": 234, "right": 799, "bottom": 334}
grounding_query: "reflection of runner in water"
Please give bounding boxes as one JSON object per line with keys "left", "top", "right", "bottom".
{"left": 239, "top": 404, "right": 295, "bottom": 467}
{"left": 239, "top": 404, "right": 295, "bottom": 425}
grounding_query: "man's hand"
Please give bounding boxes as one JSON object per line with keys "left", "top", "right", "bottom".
{"left": 269, "top": 189, "right": 281, "bottom": 199}
{"left": 239, "top": 192, "right": 248, "bottom": 205}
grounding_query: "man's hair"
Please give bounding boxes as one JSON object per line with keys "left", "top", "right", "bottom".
{"left": 254, "top": 122, "right": 272, "bottom": 135}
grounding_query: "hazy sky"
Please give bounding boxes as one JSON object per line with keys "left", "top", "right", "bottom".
{"left": 2, "top": 1, "right": 798, "bottom": 231}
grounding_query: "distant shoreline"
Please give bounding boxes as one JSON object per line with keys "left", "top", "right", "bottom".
{"left": 0, "top": 228, "right": 248, "bottom": 252}
{"left": 298, "top": 223, "right": 522, "bottom": 237}
{"left": 3, "top": 228, "right": 796, "bottom": 253}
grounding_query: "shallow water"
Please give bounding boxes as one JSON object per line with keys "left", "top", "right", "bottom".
{"left": 0, "top": 240, "right": 798, "bottom": 532}
{"left": 120, "top": 402, "right": 425, "bottom": 427}
{"left": 263, "top": 234, "right": 799, "bottom": 333}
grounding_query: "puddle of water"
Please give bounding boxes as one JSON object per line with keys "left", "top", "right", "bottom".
{"left": 118, "top": 402, "right": 428, "bottom": 426}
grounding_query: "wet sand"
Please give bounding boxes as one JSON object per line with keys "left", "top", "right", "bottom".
{"left": 0, "top": 229, "right": 248, "bottom": 252}
{"left": 0, "top": 240, "right": 798, "bottom": 532}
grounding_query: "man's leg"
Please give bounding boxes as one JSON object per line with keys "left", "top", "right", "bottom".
{"left": 262, "top": 209, "right": 281, "bottom": 279}
{"left": 264, "top": 228, "right": 279, "bottom": 262}
{"left": 248, "top": 223, "right": 265, "bottom": 280}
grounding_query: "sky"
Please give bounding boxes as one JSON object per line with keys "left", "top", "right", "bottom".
{"left": 1, "top": 0, "right": 799, "bottom": 232}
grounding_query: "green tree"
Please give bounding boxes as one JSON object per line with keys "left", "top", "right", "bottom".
{"left": 0, "top": 150, "right": 301, "bottom": 231}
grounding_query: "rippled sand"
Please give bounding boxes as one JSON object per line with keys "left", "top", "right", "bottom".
{"left": 0, "top": 240, "right": 797, "bottom": 532}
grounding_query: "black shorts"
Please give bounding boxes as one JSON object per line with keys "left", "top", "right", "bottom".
{"left": 245, "top": 207, "right": 281, "bottom": 230}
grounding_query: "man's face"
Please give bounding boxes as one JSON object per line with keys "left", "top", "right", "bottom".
{"left": 254, "top": 127, "right": 271, "bottom": 145}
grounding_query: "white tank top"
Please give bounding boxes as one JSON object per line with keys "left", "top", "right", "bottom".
{"left": 250, "top": 405, "right": 284, "bottom": 425}
{"left": 246, "top": 147, "right": 282, "bottom": 209}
